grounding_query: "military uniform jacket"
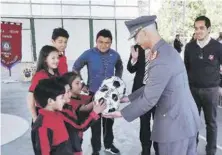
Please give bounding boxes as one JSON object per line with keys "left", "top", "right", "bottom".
{"left": 121, "top": 39, "right": 201, "bottom": 143}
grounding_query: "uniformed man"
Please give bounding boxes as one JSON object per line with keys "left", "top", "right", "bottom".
{"left": 104, "top": 15, "right": 201, "bottom": 155}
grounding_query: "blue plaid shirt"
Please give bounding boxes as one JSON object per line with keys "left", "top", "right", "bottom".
{"left": 73, "top": 47, "right": 123, "bottom": 93}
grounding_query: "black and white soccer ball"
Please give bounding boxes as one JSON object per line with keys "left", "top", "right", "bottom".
{"left": 100, "top": 76, "right": 126, "bottom": 98}
{"left": 94, "top": 88, "right": 120, "bottom": 114}
{"left": 94, "top": 76, "right": 126, "bottom": 114}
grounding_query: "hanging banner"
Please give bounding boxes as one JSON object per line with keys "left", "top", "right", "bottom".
{"left": 1, "top": 21, "right": 22, "bottom": 74}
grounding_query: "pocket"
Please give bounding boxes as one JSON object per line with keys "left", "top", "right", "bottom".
{"left": 168, "top": 105, "right": 180, "bottom": 120}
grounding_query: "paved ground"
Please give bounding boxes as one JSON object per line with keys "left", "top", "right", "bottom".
{"left": 1, "top": 82, "right": 222, "bottom": 155}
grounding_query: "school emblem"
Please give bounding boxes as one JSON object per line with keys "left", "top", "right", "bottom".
{"left": 1, "top": 41, "right": 12, "bottom": 58}
{"left": 208, "top": 55, "right": 214, "bottom": 61}
{"left": 2, "top": 41, "right": 11, "bottom": 52}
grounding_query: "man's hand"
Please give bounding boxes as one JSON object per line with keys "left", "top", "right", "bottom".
{"left": 131, "top": 45, "right": 139, "bottom": 62}
{"left": 120, "top": 96, "right": 130, "bottom": 103}
{"left": 103, "top": 111, "right": 122, "bottom": 118}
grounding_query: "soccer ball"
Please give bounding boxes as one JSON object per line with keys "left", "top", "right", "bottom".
{"left": 94, "top": 76, "right": 126, "bottom": 114}
{"left": 100, "top": 76, "right": 126, "bottom": 98}
{"left": 94, "top": 88, "right": 120, "bottom": 114}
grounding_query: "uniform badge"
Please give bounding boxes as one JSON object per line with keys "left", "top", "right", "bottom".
{"left": 208, "top": 55, "right": 214, "bottom": 61}
{"left": 148, "top": 51, "right": 158, "bottom": 61}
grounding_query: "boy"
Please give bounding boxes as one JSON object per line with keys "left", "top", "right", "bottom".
{"left": 52, "top": 28, "right": 69, "bottom": 75}
{"left": 32, "top": 78, "right": 73, "bottom": 155}
{"left": 32, "top": 78, "right": 106, "bottom": 155}
{"left": 73, "top": 29, "right": 123, "bottom": 155}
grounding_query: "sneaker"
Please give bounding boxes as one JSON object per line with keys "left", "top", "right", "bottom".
{"left": 92, "top": 152, "right": 99, "bottom": 155}
{"left": 105, "top": 144, "right": 120, "bottom": 154}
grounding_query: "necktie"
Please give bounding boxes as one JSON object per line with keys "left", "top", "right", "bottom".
{"left": 143, "top": 59, "right": 150, "bottom": 84}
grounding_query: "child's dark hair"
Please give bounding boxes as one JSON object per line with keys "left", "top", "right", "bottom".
{"left": 194, "top": 16, "right": 211, "bottom": 29}
{"left": 34, "top": 78, "right": 65, "bottom": 108}
{"left": 52, "top": 28, "right": 69, "bottom": 40}
{"left": 36, "top": 45, "right": 59, "bottom": 73}
{"left": 61, "top": 72, "right": 81, "bottom": 89}
{"left": 54, "top": 76, "right": 69, "bottom": 88}
{"left": 96, "top": 29, "right": 112, "bottom": 42}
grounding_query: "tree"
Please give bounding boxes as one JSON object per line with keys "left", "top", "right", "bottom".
{"left": 157, "top": 0, "right": 213, "bottom": 43}
{"left": 203, "top": 0, "right": 222, "bottom": 38}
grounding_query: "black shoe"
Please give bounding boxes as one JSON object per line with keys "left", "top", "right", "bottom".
{"left": 92, "top": 152, "right": 99, "bottom": 155}
{"left": 105, "top": 144, "right": 120, "bottom": 154}
{"left": 141, "top": 149, "right": 151, "bottom": 155}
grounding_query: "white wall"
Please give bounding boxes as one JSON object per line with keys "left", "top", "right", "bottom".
{"left": 34, "top": 19, "right": 62, "bottom": 57}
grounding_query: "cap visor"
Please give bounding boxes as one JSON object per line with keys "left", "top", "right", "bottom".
{"left": 128, "top": 33, "right": 136, "bottom": 40}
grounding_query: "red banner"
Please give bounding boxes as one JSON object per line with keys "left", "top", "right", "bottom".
{"left": 1, "top": 21, "right": 22, "bottom": 69}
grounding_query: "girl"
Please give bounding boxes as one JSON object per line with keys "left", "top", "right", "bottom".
{"left": 62, "top": 72, "right": 94, "bottom": 111}
{"left": 27, "top": 45, "right": 60, "bottom": 122}
{"left": 59, "top": 72, "right": 105, "bottom": 155}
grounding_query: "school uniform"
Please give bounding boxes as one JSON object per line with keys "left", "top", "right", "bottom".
{"left": 58, "top": 54, "right": 68, "bottom": 75}
{"left": 61, "top": 96, "right": 99, "bottom": 154}
{"left": 29, "top": 69, "right": 59, "bottom": 114}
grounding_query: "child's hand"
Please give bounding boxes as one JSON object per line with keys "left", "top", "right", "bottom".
{"left": 79, "top": 102, "right": 94, "bottom": 112}
{"left": 93, "top": 99, "right": 107, "bottom": 114}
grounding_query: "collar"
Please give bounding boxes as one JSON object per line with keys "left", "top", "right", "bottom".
{"left": 151, "top": 39, "right": 165, "bottom": 53}
{"left": 40, "top": 69, "right": 57, "bottom": 78}
{"left": 39, "top": 108, "right": 57, "bottom": 116}
{"left": 59, "top": 51, "right": 65, "bottom": 57}
{"left": 94, "top": 47, "right": 110, "bottom": 54}
{"left": 197, "top": 36, "right": 211, "bottom": 48}
{"left": 47, "top": 70, "right": 58, "bottom": 78}
{"left": 71, "top": 95, "right": 81, "bottom": 100}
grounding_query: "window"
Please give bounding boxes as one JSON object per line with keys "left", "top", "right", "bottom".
{"left": 62, "top": 6, "right": 90, "bottom": 17}
{"left": 116, "top": 7, "right": 138, "bottom": 18}
{"left": 91, "top": 6, "right": 114, "bottom": 18}
{"left": 32, "top": 4, "right": 62, "bottom": 16}
{"left": 1, "top": 3, "right": 31, "bottom": 16}
{"left": 91, "top": 0, "right": 114, "bottom": 5}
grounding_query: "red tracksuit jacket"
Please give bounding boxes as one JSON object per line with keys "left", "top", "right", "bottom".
{"left": 32, "top": 108, "right": 99, "bottom": 155}
{"left": 61, "top": 95, "right": 98, "bottom": 154}
{"left": 58, "top": 54, "right": 68, "bottom": 75}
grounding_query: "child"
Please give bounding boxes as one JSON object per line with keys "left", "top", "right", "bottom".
{"left": 31, "top": 78, "right": 73, "bottom": 155}
{"left": 52, "top": 28, "right": 69, "bottom": 75}
{"left": 59, "top": 72, "right": 102, "bottom": 154}
{"left": 32, "top": 78, "right": 106, "bottom": 155}
{"left": 27, "top": 45, "right": 60, "bottom": 122}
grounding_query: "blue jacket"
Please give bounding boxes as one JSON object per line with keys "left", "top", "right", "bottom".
{"left": 73, "top": 47, "right": 123, "bottom": 93}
